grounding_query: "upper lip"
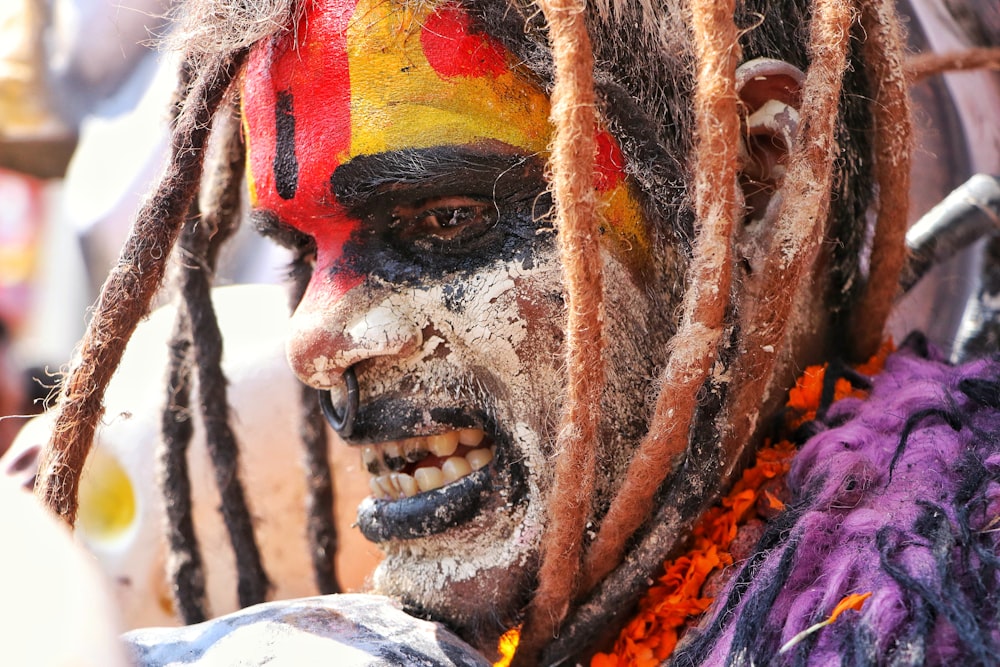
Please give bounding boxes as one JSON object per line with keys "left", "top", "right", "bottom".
{"left": 335, "top": 395, "right": 488, "bottom": 445}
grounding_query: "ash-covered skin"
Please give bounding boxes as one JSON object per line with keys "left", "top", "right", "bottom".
{"left": 242, "top": 0, "right": 679, "bottom": 649}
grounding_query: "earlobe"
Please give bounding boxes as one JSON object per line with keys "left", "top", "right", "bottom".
{"left": 735, "top": 58, "right": 805, "bottom": 227}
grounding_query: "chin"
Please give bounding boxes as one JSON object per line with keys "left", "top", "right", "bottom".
{"left": 341, "top": 363, "right": 558, "bottom": 649}
{"left": 372, "top": 516, "right": 541, "bottom": 654}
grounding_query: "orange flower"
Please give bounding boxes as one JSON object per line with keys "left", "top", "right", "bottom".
{"left": 786, "top": 341, "right": 893, "bottom": 429}
{"left": 763, "top": 490, "right": 786, "bottom": 511}
{"left": 779, "top": 592, "right": 872, "bottom": 654}
{"left": 533, "top": 344, "right": 890, "bottom": 667}
{"left": 589, "top": 440, "right": 796, "bottom": 666}
{"left": 855, "top": 339, "right": 895, "bottom": 376}
{"left": 591, "top": 653, "right": 621, "bottom": 667}
{"left": 828, "top": 592, "right": 872, "bottom": 622}
{"left": 493, "top": 627, "right": 520, "bottom": 667}
{"left": 787, "top": 364, "right": 826, "bottom": 417}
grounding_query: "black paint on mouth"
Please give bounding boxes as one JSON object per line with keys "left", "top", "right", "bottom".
{"left": 355, "top": 425, "right": 527, "bottom": 542}
{"left": 348, "top": 401, "right": 483, "bottom": 443}
{"left": 357, "top": 469, "right": 492, "bottom": 541}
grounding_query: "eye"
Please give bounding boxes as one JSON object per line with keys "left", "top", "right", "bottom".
{"left": 389, "top": 196, "right": 498, "bottom": 249}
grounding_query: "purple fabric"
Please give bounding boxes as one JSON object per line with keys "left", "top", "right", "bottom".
{"left": 672, "top": 336, "right": 1000, "bottom": 666}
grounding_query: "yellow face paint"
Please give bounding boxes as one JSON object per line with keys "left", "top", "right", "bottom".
{"left": 242, "top": 0, "right": 650, "bottom": 268}
{"left": 598, "top": 181, "right": 651, "bottom": 271}
{"left": 344, "top": 2, "right": 551, "bottom": 157}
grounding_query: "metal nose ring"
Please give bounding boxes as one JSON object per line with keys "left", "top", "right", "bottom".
{"left": 318, "top": 366, "right": 359, "bottom": 438}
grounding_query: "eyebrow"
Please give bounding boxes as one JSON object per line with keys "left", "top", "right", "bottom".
{"left": 330, "top": 145, "right": 545, "bottom": 212}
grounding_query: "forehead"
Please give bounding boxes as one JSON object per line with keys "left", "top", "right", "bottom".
{"left": 242, "top": 0, "right": 552, "bottom": 221}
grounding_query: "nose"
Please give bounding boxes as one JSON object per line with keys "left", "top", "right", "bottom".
{"left": 285, "top": 278, "right": 424, "bottom": 390}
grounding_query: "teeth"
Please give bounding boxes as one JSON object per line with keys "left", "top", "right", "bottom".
{"left": 382, "top": 442, "right": 406, "bottom": 472}
{"left": 362, "top": 446, "right": 382, "bottom": 474}
{"left": 396, "top": 472, "right": 419, "bottom": 497}
{"left": 415, "top": 467, "right": 445, "bottom": 492}
{"left": 466, "top": 448, "right": 494, "bottom": 471}
{"left": 458, "top": 428, "right": 485, "bottom": 446}
{"left": 403, "top": 438, "right": 429, "bottom": 463}
{"left": 362, "top": 428, "right": 497, "bottom": 501}
{"left": 427, "top": 432, "right": 460, "bottom": 457}
{"left": 442, "top": 456, "right": 472, "bottom": 483}
{"left": 376, "top": 475, "right": 397, "bottom": 498}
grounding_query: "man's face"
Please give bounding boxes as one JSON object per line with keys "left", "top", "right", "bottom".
{"left": 243, "top": 0, "right": 675, "bottom": 644}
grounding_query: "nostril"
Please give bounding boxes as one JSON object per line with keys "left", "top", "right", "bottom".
{"left": 319, "top": 366, "right": 359, "bottom": 438}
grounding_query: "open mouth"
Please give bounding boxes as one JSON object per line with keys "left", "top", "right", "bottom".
{"left": 363, "top": 428, "right": 495, "bottom": 499}
{"left": 353, "top": 424, "right": 524, "bottom": 542}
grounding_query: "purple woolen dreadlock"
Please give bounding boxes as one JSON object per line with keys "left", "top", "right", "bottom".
{"left": 673, "top": 334, "right": 1000, "bottom": 665}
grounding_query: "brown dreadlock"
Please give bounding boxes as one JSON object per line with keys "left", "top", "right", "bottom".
{"left": 160, "top": 96, "right": 271, "bottom": 621}
{"left": 519, "top": 0, "right": 913, "bottom": 661}
{"left": 30, "top": 0, "right": 1000, "bottom": 664}
{"left": 35, "top": 50, "right": 247, "bottom": 524}
{"left": 513, "top": 1, "right": 604, "bottom": 661}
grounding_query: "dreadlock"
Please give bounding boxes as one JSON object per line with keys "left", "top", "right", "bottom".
{"left": 578, "top": 0, "right": 742, "bottom": 597}
{"left": 29, "top": 0, "right": 1000, "bottom": 664}
{"left": 849, "top": 0, "right": 913, "bottom": 359}
{"left": 159, "top": 95, "right": 271, "bottom": 622}
{"left": 35, "top": 50, "right": 247, "bottom": 522}
{"left": 157, "top": 58, "right": 215, "bottom": 625}
{"left": 523, "top": 0, "right": 909, "bottom": 662}
{"left": 511, "top": 1, "right": 604, "bottom": 661}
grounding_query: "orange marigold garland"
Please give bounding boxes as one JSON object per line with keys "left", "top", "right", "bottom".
{"left": 588, "top": 342, "right": 892, "bottom": 667}
{"left": 493, "top": 344, "right": 893, "bottom": 667}
{"left": 786, "top": 339, "right": 895, "bottom": 428}
{"left": 589, "top": 439, "right": 797, "bottom": 667}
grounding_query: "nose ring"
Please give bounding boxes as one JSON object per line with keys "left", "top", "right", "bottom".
{"left": 318, "top": 366, "right": 359, "bottom": 438}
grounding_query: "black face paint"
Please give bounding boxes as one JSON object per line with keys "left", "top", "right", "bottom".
{"left": 274, "top": 90, "right": 299, "bottom": 200}
{"left": 327, "top": 146, "right": 553, "bottom": 283}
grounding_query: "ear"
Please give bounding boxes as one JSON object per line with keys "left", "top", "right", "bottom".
{"left": 735, "top": 58, "right": 804, "bottom": 227}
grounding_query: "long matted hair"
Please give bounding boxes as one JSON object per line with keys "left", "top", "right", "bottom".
{"left": 31, "top": 0, "right": 1000, "bottom": 663}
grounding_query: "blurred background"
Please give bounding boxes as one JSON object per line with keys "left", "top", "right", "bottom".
{"left": 0, "top": 0, "right": 291, "bottom": 458}
{"left": 0, "top": 4, "right": 381, "bottom": 635}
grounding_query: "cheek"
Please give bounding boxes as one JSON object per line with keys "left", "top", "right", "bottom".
{"left": 430, "top": 261, "right": 565, "bottom": 378}
{"left": 507, "top": 266, "right": 568, "bottom": 397}
{"left": 513, "top": 284, "right": 565, "bottom": 363}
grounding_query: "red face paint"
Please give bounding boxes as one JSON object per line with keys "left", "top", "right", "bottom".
{"left": 594, "top": 128, "right": 626, "bottom": 192}
{"left": 243, "top": 0, "right": 639, "bottom": 291}
{"left": 242, "top": 0, "right": 550, "bottom": 291}
{"left": 420, "top": 7, "right": 509, "bottom": 79}
{"left": 243, "top": 0, "right": 357, "bottom": 274}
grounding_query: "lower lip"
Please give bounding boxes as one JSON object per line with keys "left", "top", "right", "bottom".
{"left": 356, "top": 467, "right": 492, "bottom": 541}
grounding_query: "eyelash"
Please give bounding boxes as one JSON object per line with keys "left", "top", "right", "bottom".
{"left": 385, "top": 196, "right": 500, "bottom": 252}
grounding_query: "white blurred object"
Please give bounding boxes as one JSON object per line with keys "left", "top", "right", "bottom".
{"left": 0, "top": 475, "right": 129, "bottom": 667}
{"left": 5, "top": 284, "right": 378, "bottom": 629}
{"left": 124, "top": 594, "right": 490, "bottom": 667}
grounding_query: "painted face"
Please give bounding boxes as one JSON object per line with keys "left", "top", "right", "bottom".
{"left": 243, "top": 0, "right": 674, "bottom": 648}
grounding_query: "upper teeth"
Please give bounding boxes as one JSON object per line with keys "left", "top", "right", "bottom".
{"left": 364, "top": 428, "right": 495, "bottom": 500}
